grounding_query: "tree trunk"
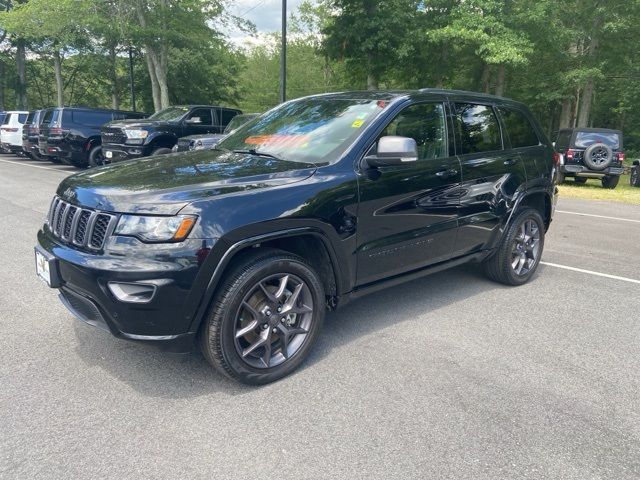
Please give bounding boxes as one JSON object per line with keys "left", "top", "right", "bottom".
{"left": 53, "top": 50, "right": 64, "bottom": 107}
{"left": 577, "top": 19, "right": 601, "bottom": 127}
{"left": 480, "top": 62, "right": 491, "bottom": 93}
{"left": 577, "top": 77, "right": 595, "bottom": 128}
{"left": 145, "top": 50, "right": 161, "bottom": 112}
{"left": 0, "top": 59, "right": 5, "bottom": 111}
{"left": 109, "top": 45, "right": 120, "bottom": 110}
{"left": 559, "top": 98, "right": 572, "bottom": 128}
{"left": 156, "top": 43, "right": 170, "bottom": 108}
{"left": 366, "top": 72, "right": 378, "bottom": 90}
{"left": 16, "top": 38, "right": 27, "bottom": 109}
{"left": 571, "top": 88, "right": 580, "bottom": 127}
{"left": 495, "top": 64, "right": 506, "bottom": 97}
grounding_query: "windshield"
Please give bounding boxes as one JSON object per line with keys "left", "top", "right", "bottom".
{"left": 575, "top": 131, "right": 621, "bottom": 150}
{"left": 217, "top": 98, "right": 389, "bottom": 164}
{"left": 149, "top": 106, "right": 190, "bottom": 122}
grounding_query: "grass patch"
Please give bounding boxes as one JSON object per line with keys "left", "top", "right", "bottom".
{"left": 558, "top": 173, "right": 640, "bottom": 205}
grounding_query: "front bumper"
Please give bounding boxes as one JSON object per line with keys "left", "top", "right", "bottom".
{"left": 560, "top": 164, "right": 624, "bottom": 177}
{"left": 102, "top": 144, "right": 151, "bottom": 163}
{"left": 36, "top": 228, "right": 216, "bottom": 352}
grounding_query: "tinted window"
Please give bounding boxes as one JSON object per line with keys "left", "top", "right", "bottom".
{"left": 72, "top": 110, "right": 113, "bottom": 127}
{"left": 380, "top": 103, "right": 447, "bottom": 161}
{"left": 220, "top": 109, "right": 238, "bottom": 125}
{"left": 575, "top": 131, "right": 620, "bottom": 149}
{"left": 453, "top": 103, "right": 502, "bottom": 154}
{"left": 499, "top": 108, "right": 539, "bottom": 148}
{"left": 2, "top": 113, "right": 11, "bottom": 125}
{"left": 25, "top": 111, "right": 35, "bottom": 124}
{"left": 42, "top": 109, "right": 60, "bottom": 125}
{"left": 18, "top": 113, "right": 27, "bottom": 123}
{"left": 188, "top": 108, "right": 213, "bottom": 125}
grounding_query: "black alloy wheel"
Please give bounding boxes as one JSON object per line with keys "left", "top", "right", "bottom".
{"left": 483, "top": 208, "right": 545, "bottom": 286}
{"left": 199, "top": 249, "right": 325, "bottom": 385}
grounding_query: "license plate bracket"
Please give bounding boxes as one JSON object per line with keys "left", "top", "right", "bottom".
{"left": 35, "top": 247, "right": 61, "bottom": 288}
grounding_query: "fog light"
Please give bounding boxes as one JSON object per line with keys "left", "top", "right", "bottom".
{"left": 108, "top": 282, "right": 156, "bottom": 304}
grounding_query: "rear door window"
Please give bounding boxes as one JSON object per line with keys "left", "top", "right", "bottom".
{"left": 453, "top": 103, "right": 503, "bottom": 154}
{"left": 575, "top": 131, "right": 620, "bottom": 149}
{"left": 220, "top": 109, "right": 238, "bottom": 126}
{"left": 499, "top": 107, "right": 539, "bottom": 148}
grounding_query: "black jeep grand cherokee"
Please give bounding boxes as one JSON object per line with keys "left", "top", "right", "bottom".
{"left": 35, "top": 90, "right": 556, "bottom": 384}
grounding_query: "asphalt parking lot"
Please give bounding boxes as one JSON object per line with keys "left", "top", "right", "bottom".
{"left": 1, "top": 155, "right": 639, "bottom": 479}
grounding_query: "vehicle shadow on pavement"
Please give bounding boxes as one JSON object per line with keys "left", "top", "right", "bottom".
{"left": 70, "top": 263, "right": 515, "bottom": 397}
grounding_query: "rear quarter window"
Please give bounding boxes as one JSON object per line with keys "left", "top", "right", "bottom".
{"left": 499, "top": 108, "right": 539, "bottom": 148}
{"left": 2, "top": 113, "right": 12, "bottom": 125}
{"left": 18, "top": 113, "right": 28, "bottom": 123}
{"left": 453, "top": 103, "right": 502, "bottom": 154}
{"left": 72, "top": 110, "right": 113, "bottom": 127}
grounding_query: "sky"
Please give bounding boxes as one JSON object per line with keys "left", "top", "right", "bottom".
{"left": 225, "top": 0, "right": 306, "bottom": 47}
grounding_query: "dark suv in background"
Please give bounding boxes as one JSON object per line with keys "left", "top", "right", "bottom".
{"left": 38, "top": 107, "right": 146, "bottom": 168}
{"left": 554, "top": 128, "right": 625, "bottom": 188}
{"left": 22, "top": 110, "right": 44, "bottom": 160}
{"left": 101, "top": 105, "right": 241, "bottom": 162}
{"left": 36, "top": 89, "right": 556, "bottom": 385}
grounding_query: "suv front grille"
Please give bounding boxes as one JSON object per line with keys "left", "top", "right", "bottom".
{"left": 47, "top": 196, "right": 116, "bottom": 250}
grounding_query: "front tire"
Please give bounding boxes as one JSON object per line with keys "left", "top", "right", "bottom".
{"left": 88, "top": 145, "right": 106, "bottom": 167}
{"left": 199, "top": 249, "right": 325, "bottom": 385}
{"left": 151, "top": 147, "right": 173, "bottom": 156}
{"left": 483, "top": 208, "right": 545, "bottom": 286}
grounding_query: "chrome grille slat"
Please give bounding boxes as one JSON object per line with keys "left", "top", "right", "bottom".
{"left": 47, "top": 196, "right": 116, "bottom": 251}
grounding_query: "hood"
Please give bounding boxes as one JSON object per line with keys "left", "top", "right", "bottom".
{"left": 104, "top": 118, "right": 173, "bottom": 129}
{"left": 57, "top": 150, "right": 317, "bottom": 215}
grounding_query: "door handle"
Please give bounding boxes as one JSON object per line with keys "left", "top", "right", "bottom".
{"left": 503, "top": 158, "right": 518, "bottom": 166}
{"left": 436, "top": 168, "right": 458, "bottom": 179}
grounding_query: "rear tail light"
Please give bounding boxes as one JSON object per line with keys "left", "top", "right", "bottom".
{"left": 1, "top": 127, "right": 19, "bottom": 132}
{"left": 617, "top": 152, "right": 625, "bottom": 162}
{"left": 553, "top": 152, "right": 561, "bottom": 166}
{"left": 566, "top": 149, "right": 575, "bottom": 160}
{"left": 49, "top": 127, "right": 67, "bottom": 135}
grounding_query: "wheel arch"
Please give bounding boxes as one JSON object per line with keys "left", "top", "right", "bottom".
{"left": 516, "top": 190, "right": 552, "bottom": 230}
{"left": 147, "top": 133, "right": 178, "bottom": 150}
{"left": 189, "top": 228, "right": 343, "bottom": 335}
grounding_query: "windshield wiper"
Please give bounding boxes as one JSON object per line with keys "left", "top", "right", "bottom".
{"left": 232, "top": 149, "right": 284, "bottom": 161}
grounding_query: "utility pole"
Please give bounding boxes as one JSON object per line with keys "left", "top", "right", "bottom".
{"left": 279, "top": 0, "right": 287, "bottom": 103}
{"left": 128, "top": 47, "right": 136, "bottom": 112}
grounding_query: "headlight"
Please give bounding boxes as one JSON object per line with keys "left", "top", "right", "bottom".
{"left": 124, "top": 129, "right": 149, "bottom": 139}
{"left": 115, "top": 214, "right": 197, "bottom": 242}
{"left": 193, "top": 140, "right": 204, "bottom": 150}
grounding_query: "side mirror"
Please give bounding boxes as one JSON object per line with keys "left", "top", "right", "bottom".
{"left": 185, "top": 117, "right": 202, "bottom": 124}
{"left": 633, "top": 160, "right": 639, "bottom": 166}
{"left": 365, "top": 136, "right": 418, "bottom": 167}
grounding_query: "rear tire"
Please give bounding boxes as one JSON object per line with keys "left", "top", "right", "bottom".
{"left": 574, "top": 177, "right": 587, "bottom": 184}
{"left": 151, "top": 147, "right": 172, "bottom": 156}
{"left": 48, "top": 156, "right": 62, "bottom": 164}
{"left": 199, "top": 249, "right": 325, "bottom": 385}
{"left": 483, "top": 208, "right": 545, "bottom": 286}
{"left": 601, "top": 175, "right": 619, "bottom": 189}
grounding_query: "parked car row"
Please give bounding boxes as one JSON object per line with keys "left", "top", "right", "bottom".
{"left": 1, "top": 104, "right": 254, "bottom": 168}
